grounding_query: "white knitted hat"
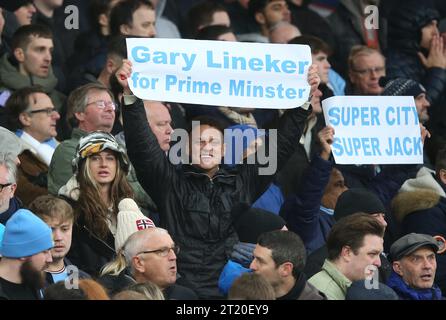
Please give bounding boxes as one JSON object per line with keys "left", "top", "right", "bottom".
{"left": 114, "top": 198, "right": 155, "bottom": 251}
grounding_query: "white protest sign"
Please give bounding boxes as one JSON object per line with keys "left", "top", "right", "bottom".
{"left": 126, "top": 38, "right": 311, "bottom": 109}
{"left": 322, "top": 96, "right": 423, "bottom": 165}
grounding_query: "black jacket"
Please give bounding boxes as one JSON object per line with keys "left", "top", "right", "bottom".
{"left": 122, "top": 98, "right": 311, "bottom": 299}
{"left": 385, "top": 1, "right": 446, "bottom": 106}
{"left": 66, "top": 213, "right": 116, "bottom": 278}
{"left": 327, "top": 0, "right": 387, "bottom": 77}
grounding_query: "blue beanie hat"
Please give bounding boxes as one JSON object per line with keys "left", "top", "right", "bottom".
{"left": 0, "top": 209, "right": 53, "bottom": 258}
{"left": 0, "top": 223, "right": 5, "bottom": 253}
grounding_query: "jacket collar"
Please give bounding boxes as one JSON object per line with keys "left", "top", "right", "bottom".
{"left": 182, "top": 164, "right": 236, "bottom": 182}
{"left": 321, "top": 259, "right": 352, "bottom": 295}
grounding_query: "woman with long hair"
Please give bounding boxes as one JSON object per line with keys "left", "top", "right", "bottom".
{"left": 59, "top": 131, "right": 134, "bottom": 276}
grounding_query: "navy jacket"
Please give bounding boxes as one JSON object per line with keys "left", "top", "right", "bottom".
{"left": 280, "top": 156, "right": 335, "bottom": 255}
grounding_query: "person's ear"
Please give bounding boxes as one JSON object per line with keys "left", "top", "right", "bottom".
{"left": 348, "top": 70, "right": 356, "bottom": 84}
{"left": 106, "top": 57, "right": 115, "bottom": 74}
{"left": 14, "top": 47, "right": 25, "bottom": 63}
{"left": 392, "top": 261, "right": 403, "bottom": 276}
{"left": 98, "top": 13, "right": 108, "bottom": 28}
{"left": 19, "top": 112, "right": 32, "bottom": 127}
{"left": 278, "top": 262, "right": 293, "bottom": 277}
{"left": 74, "top": 112, "right": 85, "bottom": 122}
{"left": 120, "top": 24, "right": 131, "bottom": 35}
{"left": 9, "top": 183, "right": 17, "bottom": 196}
{"left": 132, "top": 256, "right": 145, "bottom": 273}
{"left": 341, "top": 245, "right": 352, "bottom": 263}
{"left": 255, "top": 12, "right": 266, "bottom": 25}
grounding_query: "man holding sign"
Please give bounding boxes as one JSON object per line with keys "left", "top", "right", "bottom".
{"left": 115, "top": 56, "right": 319, "bottom": 298}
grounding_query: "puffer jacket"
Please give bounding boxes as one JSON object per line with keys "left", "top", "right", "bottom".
{"left": 122, "top": 97, "right": 311, "bottom": 299}
{"left": 385, "top": 1, "right": 446, "bottom": 105}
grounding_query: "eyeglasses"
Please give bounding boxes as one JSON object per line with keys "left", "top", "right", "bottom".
{"left": 28, "top": 107, "right": 57, "bottom": 116}
{"left": 86, "top": 100, "right": 116, "bottom": 111}
{"left": 352, "top": 66, "right": 385, "bottom": 76}
{"left": 137, "top": 245, "right": 180, "bottom": 257}
{"left": 0, "top": 183, "right": 12, "bottom": 192}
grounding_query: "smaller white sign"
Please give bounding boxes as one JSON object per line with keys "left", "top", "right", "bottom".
{"left": 322, "top": 96, "right": 423, "bottom": 165}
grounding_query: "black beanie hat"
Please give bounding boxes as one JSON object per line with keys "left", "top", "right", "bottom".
{"left": 380, "top": 77, "right": 426, "bottom": 98}
{"left": 334, "top": 188, "right": 385, "bottom": 221}
{"left": 233, "top": 204, "right": 286, "bottom": 243}
{"left": 0, "top": 0, "right": 33, "bottom": 12}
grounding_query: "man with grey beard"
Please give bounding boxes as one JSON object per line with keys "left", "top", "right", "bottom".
{"left": 0, "top": 209, "right": 53, "bottom": 299}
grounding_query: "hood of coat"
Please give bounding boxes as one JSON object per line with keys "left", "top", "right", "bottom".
{"left": 392, "top": 167, "right": 444, "bottom": 221}
{"left": 392, "top": 189, "right": 441, "bottom": 222}
{"left": 400, "top": 167, "right": 446, "bottom": 197}
{"left": 58, "top": 175, "right": 80, "bottom": 201}
{"left": 387, "top": 1, "right": 439, "bottom": 53}
{"left": 154, "top": 0, "right": 166, "bottom": 19}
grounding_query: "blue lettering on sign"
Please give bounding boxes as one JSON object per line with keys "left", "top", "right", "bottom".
{"left": 327, "top": 107, "right": 381, "bottom": 126}
{"left": 332, "top": 137, "right": 382, "bottom": 157}
{"left": 385, "top": 137, "right": 422, "bottom": 156}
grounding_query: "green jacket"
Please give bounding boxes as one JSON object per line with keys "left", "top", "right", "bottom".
{"left": 0, "top": 53, "right": 65, "bottom": 110}
{"left": 48, "top": 128, "right": 157, "bottom": 214}
{"left": 308, "top": 259, "right": 352, "bottom": 300}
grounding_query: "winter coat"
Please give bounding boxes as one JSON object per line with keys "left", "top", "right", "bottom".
{"left": 392, "top": 167, "right": 446, "bottom": 293}
{"left": 385, "top": 1, "right": 446, "bottom": 105}
{"left": 122, "top": 97, "right": 311, "bottom": 299}
{"left": 0, "top": 54, "right": 66, "bottom": 110}
{"left": 280, "top": 155, "right": 335, "bottom": 255}
{"left": 16, "top": 150, "right": 48, "bottom": 206}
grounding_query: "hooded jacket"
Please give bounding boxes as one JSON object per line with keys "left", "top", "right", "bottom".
{"left": 391, "top": 167, "right": 446, "bottom": 293}
{"left": 385, "top": 1, "right": 446, "bottom": 105}
{"left": 122, "top": 97, "right": 311, "bottom": 299}
{"left": 0, "top": 54, "right": 66, "bottom": 110}
{"left": 155, "top": 0, "right": 181, "bottom": 38}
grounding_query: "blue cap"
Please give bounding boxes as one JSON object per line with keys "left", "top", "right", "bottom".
{"left": 0, "top": 209, "right": 53, "bottom": 258}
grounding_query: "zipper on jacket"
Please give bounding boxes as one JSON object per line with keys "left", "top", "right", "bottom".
{"left": 82, "top": 225, "right": 115, "bottom": 253}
